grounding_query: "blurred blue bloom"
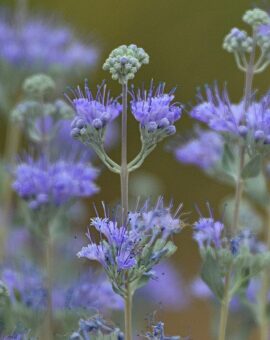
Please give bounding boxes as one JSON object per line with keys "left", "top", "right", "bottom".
{"left": 175, "top": 129, "right": 223, "bottom": 170}
{"left": 131, "top": 81, "right": 182, "bottom": 133}
{"left": 63, "top": 271, "right": 123, "bottom": 312}
{"left": 139, "top": 261, "right": 189, "bottom": 310}
{"left": 193, "top": 217, "right": 224, "bottom": 249}
{"left": 12, "top": 156, "right": 99, "bottom": 209}
{"left": 68, "top": 81, "right": 121, "bottom": 134}
{"left": 0, "top": 13, "right": 97, "bottom": 70}
{"left": 190, "top": 85, "right": 270, "bottom": 143}
{"left": 1, "top": 262, "right": 46, "bottom": 310}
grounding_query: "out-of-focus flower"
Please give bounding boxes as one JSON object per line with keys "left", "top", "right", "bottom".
{"left": 138, "top": 261, "right": 189, "bottom": 310}
{"left": 193, "top": 217, "right": 224, "bottom": 249}
{"left": 63, "top": 271, "right": 123, "bottom": 312}
{"left": 175, "top": 129, "right": 223, "bottom": 170}
{"left": 1, "top": 262, "right": 46, "bottom": 310}
{"left": 12, "top": 156, "right": 99, "bottom": 210}
{"left": 0, "top": 14, "right": 97, "bottom": 71}
{"left": 190, "top": 85, "right": 270, "bottom": 145}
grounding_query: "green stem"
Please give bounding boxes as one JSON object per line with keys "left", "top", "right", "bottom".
{"left": 124, "top": 283, "right": 133, "bottom": 340}
{"left": 218, "top": 270, "right": 231, "bottom": 340}
{"left": 120, "top": 82, "right": 132, "bottom": 340}
{"left": 258, "top": 208, "right": 270, "bottom": 340}
{"left": 43, "top": 228, "right": 54, "bottom": 340}
{"left": 217, "top": 32, "right": 256, "bottom": 340}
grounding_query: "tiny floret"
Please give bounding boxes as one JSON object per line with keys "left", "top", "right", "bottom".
{"left": 103, "top": 44, "right": 149, "bottom": 84}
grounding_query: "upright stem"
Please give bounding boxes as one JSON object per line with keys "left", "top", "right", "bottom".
{"left": 217, "top": 33, "right": 256, "bottom": 340}
{"left": 121, "top": 83, "right": 129, "bottom": 226}
{"left": 120, "top": 82, "right": 132, "bottom": 340}
{"left": 217, "top": 270, "right": 231, "bottom": 340}
{"left": 43, "top": 228, "right": 54, "bottom": 340}
{"left": 258, "top": 208, "right": 270, "bottom": 340}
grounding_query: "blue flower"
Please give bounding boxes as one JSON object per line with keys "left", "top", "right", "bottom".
{"left": 175, "top": 129, "right": 224, "bottom": 170}
{"left": 193, "top": 217, "right": 224, "bottom": 249}
{"left": 12, "top": 156, "right": 99, "bottom": 209}
{"left": 130, "top": 81, "right": 182, "bottom": 134}
{"left": 190, "top": 85, "right": 270, "bottom": 144}
{"left": 0, "top": 13, "right": 97, "bottom": 70}
{"left": 68, "top": 81, "right": 121, "bottom": 135}
{"left": 77, "top": 199, "right": 181, "bottom": 296}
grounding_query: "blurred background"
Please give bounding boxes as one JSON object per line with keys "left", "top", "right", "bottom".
{"left": 1, "top": 0, "right": 269, "bottom": 339}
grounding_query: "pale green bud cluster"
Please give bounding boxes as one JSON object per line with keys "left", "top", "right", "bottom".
{"left": 243, "top": 8, "right": 270, "bottom": 27}
{"left": 223, "top": 28, "right": 253, "bottom": 53}
{"left": 103, "top": 44, "right": 149, "bottom": 84}
{"left": 257, "top": 33, "right": 270, "bottom": 51}
{"left": 23, "top": 73, "right": 56, "bottom": 99}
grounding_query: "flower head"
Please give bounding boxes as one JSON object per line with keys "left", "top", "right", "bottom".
{"left": 190, "top": 85, "right": 270, "bottom": 145}
{"left": 175, "top": 129, "right": 224, "bottom": 170}
{"left": 68, "top": 81, "right": 121, "bottom": 137}
{"left": 103, "top": 44, "right": 149, "bottom": 83}
{"left": 77, "top": 199, "right": 181, "bottom": 296}
{"left": 12, "top": 156, "right": 99, "bottom": 210}
{"left": 131, "top": 81, "right": 182, "bottom": 135}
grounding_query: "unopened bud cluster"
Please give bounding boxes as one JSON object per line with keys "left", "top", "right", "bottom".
{"left": 103, "top": 44, "right": 149, "bottom": 84}
{"left": 23, "top": 73, "right": 56, "bottom": 99}
{"left": 243, "top": 8, "right": 270, "bottom": 27}
{"left": 223, "top": 28, "right": 253, "bottom": 53}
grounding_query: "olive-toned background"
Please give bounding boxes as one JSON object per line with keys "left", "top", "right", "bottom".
{"left": 2, "top": 0, "right": 269, "bottom": 339}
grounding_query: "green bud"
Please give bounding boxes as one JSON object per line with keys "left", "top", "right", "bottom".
{"left": 103, "top": 44, "right": 149, "bottom": 84}
{"left": 23, "top": 73, "right": 56, "bottom": 98}
{"left": 243, "top": 8, "right": 270, "bottom": 27}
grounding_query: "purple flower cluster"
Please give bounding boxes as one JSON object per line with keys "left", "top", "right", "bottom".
{"left": 64, "top": 271, "right": 123, "bottom": 312}
{"left": 190, "top": 85, "right": 270, "bottom": 144}
{"left": 2, "top": 262, "right": 46, "bottom": 310}
{"left": 175, "top": 129, "right": 223, "bottom": 170}
{"left": 69, "top": 82, "right": 121, "bottom": 135}
{"left": 193, "top": 217, "right": 224, "bottom": 249}
{"left": 131, "top": 82, "right": 182, "bottom": 134}
{"left": 12, "top": 156, "right": 99, "bottom": 209}
{"left": 0, "top": 15, "right": 97, "bottom": 70}
{"left": 139, "top": 262, "right": 188, "bottom": 310}
{"left": 77, "top": 200, "right": 181, "bottom": 294}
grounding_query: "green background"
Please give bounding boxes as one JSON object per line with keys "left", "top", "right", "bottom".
{"left": 2, "top": 0, "right": 269, "bottom": 338}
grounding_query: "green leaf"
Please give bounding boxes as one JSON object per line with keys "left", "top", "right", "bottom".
{"left": 220, "top": 143, "right": 236, "bottom": 181}
{"left": 241, "top": 155, "right": 262, "bottom": 179}
{"left": 201, "top": 250, "right": 224, "bottom": 300}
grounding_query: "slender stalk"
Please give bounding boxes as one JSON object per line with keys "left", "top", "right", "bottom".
{"left": 217, "top": 270, "right": 231, "bottom": 340}
{"left": 258, "top": 208, "right": 270, "bottom": 340}
{"left": 43, "top": 227, "right": 54, "bottom": 340}
{"left": 120, "top": 82, "right": 132, "bottom": 340}
{"left": 125, "top": 283, "right": 133, "bottom": 340}
{"left": 217, "top": 29, "right": 256, "bottom": 340}
{"left": 121, "top": 83, "right": 129, "bottom": 226}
